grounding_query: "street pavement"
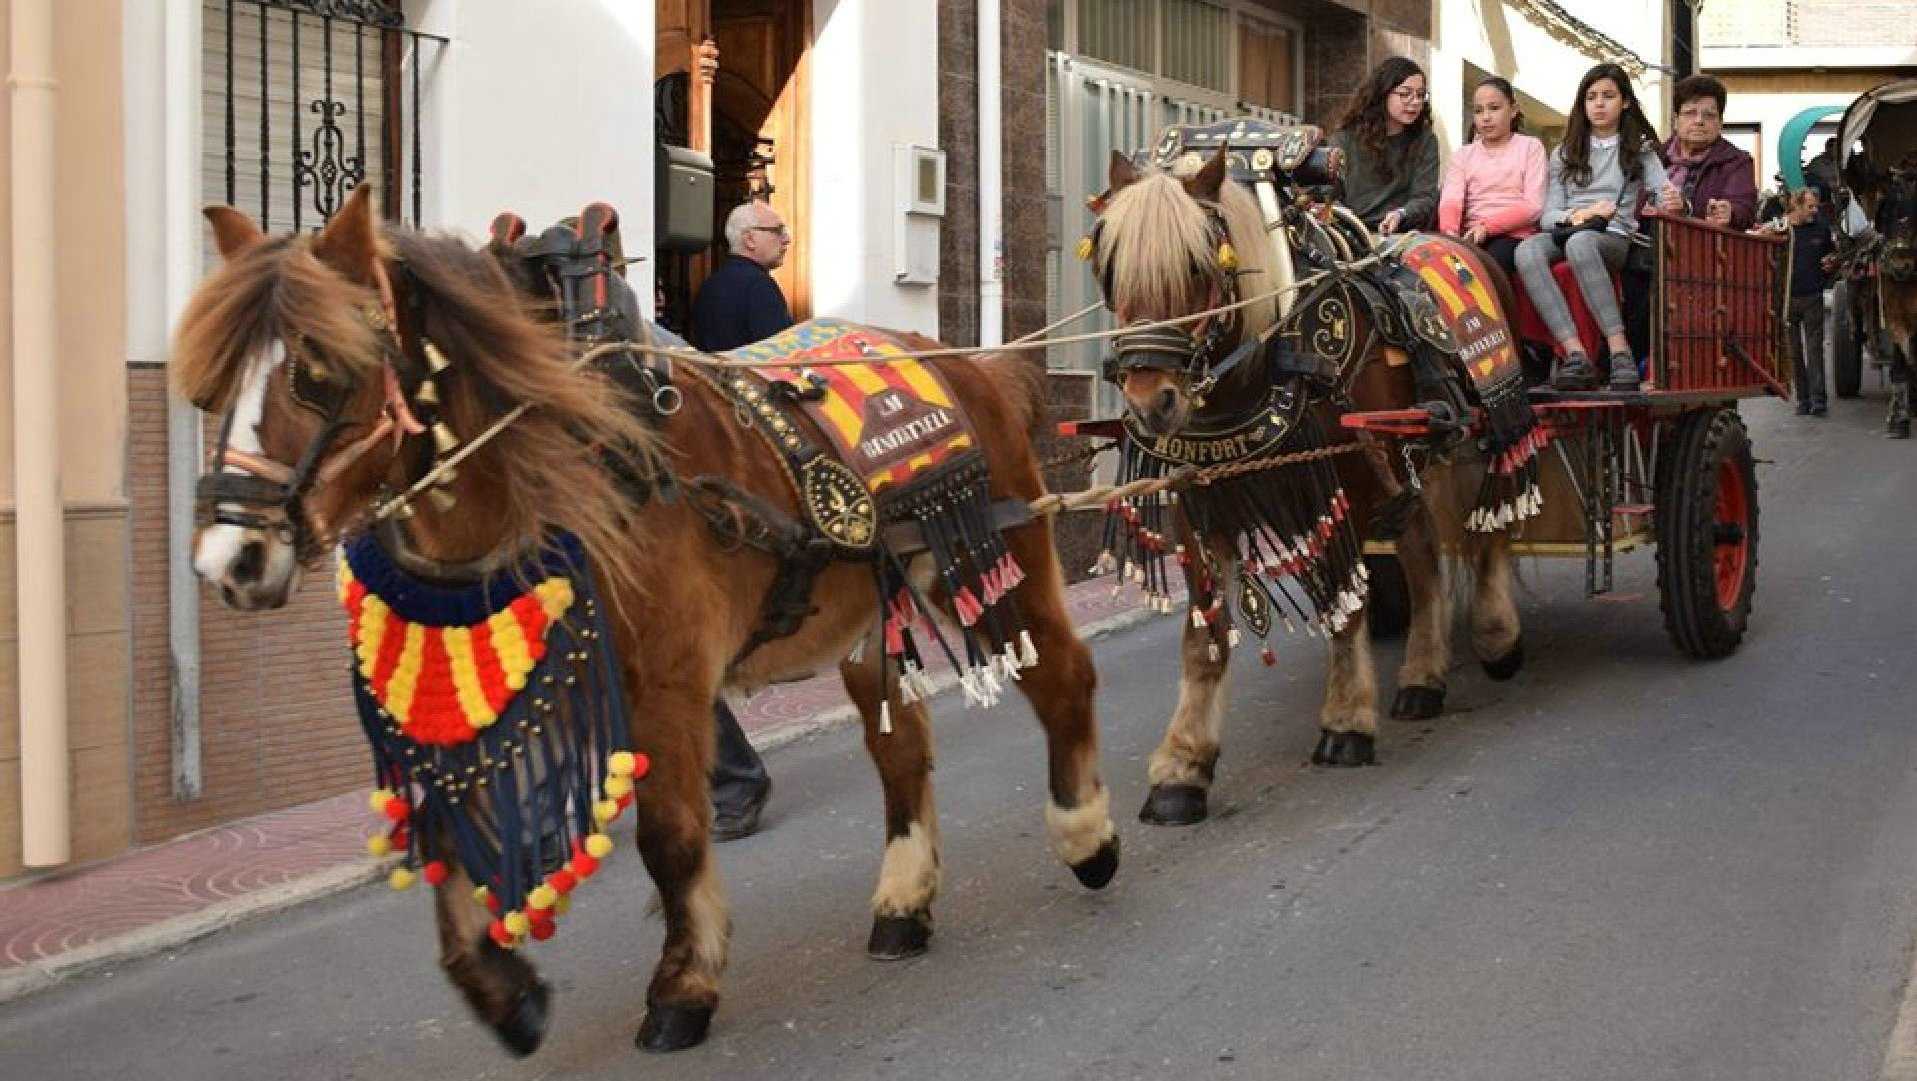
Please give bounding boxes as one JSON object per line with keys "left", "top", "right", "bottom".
{"left": 2, "top": 391, "right": 1913, "bottom": 1080}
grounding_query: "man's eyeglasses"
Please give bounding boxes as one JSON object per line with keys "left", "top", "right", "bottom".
{"left": 748, "top": 224, "right": 790, "bottom": 239}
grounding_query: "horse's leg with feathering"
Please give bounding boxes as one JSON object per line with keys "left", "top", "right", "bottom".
{"left": 1470, "top": 527, "right": 1525, "bottom": 680}
{"left": 1388, "top": 495, "right": 1451, "bottom": 721}
{"left": 1314, "top": 607, "right": 1380, "bottom": 766}
{"left": 1142, "top": 530, "right": 1234, "bottom": 826}
{"left": 626, "top": 675, "right": 730, "bottom": 1053}
{"left": 1001, "top": 519, "right": 1119, "bottom": 888}
{"left": 430, "top": 842, "right": 551, "bottom": 1058}
{"left": 839, "top": 632, "right": 943, "bottom": 960}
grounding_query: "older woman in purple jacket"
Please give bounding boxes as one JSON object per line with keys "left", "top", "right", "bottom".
{"left": 1661, "top": 74, "right": 1757, "bottom": 229}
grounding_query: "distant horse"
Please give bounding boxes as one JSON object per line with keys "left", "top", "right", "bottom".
{"left": 1844, "top": 155, "right": 1917, "bottom": 436}
{"left": 175, "top": 186, "right": 1117, "bottom": 1056}
{"left": 1091, "top": 146, "right": 1528, "bottom": 824}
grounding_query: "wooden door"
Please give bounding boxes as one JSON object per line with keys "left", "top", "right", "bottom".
{"left": 711, "top": 0, "right": 810, "bottom": 318}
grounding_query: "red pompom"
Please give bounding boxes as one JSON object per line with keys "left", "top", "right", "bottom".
{"left": 485, "top": 891, "right": 503, "bottom": 915}
{"left": 383, "top": 797, "right": 410, "bottom": 822}
{"left": 389, "top": 827, "right": 410, "bottom": 851}
{"left": 629, "top": 753, "right": 651, "bottom": 781}
{"left": 572, "top": 854, "right": 600, "bottom": 878}
{"left": 529, "top": 919, "right": 556, "bottom": 942}
{"left": 423, "top": 860, "right": 449, "bottom": 887}
{"left": 549, "top": 869, "right": 578, "bottom": 895}
{"left": 488, "top": 919, "right": 514, "bottom": 948}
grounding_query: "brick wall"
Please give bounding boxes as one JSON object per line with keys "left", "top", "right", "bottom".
{"left": 128, "top": 367, "right": 366, "bottom": 845}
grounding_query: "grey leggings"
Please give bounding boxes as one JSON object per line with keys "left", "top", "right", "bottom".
{"left": 1515, "top": 229, "right": 1629, "bottom": 350}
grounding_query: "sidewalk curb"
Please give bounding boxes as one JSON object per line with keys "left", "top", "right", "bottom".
{"left": 0, "top": 596, "right": 1173, "bottom": 1006}
{"left": 0, "top": 859, "right": 385, "bottom": 1005}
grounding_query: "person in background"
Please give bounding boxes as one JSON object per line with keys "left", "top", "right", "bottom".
{"left": 1760, "top": 189, "right": 1837, "bottom": 416}
{"left": 1662, "top": 74, "right": 1757, "bottom": 230}
{"left": 1437, "top": 75, "right": 1547, "bottom": 277}
{"left": 689, "top": 199, "right": 795, "bottom": 840}
{"left": 1805, "top": 136, "right": 1843, "bottom": 227}
{"left": 1515, "top": 63, "right": 1674, "bottom": 392}
{"left": 1331, "top": 56, "right": 1440, "bottom": 236}
{"left": 692, "top": 199, "right": 794, "bottom": 352}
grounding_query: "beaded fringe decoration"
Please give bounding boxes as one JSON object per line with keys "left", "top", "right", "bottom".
{"left": 343, "top": 531, "right": 641, "bottom": 950}
{"left": 874, "top": 455, "right": 1036, "bottom": 722}
{"left": 1095, "top": 410, "right": 1369, "bottom": 664}
{"left": 1467, "top": 376, "right": 1548, "bottom": 532}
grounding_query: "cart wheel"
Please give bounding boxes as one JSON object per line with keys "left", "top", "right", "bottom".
{"left": 1365, "top": 554, "right": 1409, "bottom": 640}
{"left": 1656, "top": 409, "right": 1759, "bottom": 659}
{"left": 1832, "top": 280, "right": 1862, "bottom": 399}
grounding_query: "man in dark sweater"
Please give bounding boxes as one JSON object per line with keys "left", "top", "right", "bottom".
{"left": 1767, "top": 189, "right": 1837, "bottom": 416}
{"left": 691, "top": 199, "right": 795, "bottom": 840}
{"left": 692, "top": 200, "right": 794, "bottom": 352}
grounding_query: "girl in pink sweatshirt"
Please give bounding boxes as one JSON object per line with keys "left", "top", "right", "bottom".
{"left": 1438, "top": 76, "right": 1547, "bottom": 277}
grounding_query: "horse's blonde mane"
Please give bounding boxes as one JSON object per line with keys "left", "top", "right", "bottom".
{"left": 1095, "top": 166, "right": 1278, "bottom": 341}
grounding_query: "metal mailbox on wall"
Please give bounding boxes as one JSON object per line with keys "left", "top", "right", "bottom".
{"left": 656, "top": 143, "right": 716, "bottom": 252}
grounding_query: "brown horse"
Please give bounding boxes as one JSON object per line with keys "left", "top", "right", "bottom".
{"left": 1091, "top": 147, "right": 1526, "bottom": 825}
{"left": 1844, "top": 155, "right": 1917, "bottom": 436}
{"left": 174, "top": 186, "right": 1118, "bottom": 1055}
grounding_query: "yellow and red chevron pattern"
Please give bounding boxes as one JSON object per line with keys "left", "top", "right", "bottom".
{"left": 338, "top": 560, "right": 574, "bottom": 746}
{"left": 1399, "top": 238, "right": 1520, "bottom": 384}
{"left": 732, "top": 320, "right": 974, "bottom": 491}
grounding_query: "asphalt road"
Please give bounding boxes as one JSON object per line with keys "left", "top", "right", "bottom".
{"left": 3, "top": 393, "right": 1915, "bottom": 1081}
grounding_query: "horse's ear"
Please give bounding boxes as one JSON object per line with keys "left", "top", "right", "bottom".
{"left": 311, "top": 183, "right": 382, "bottom": 284}
{"left": 1185, "top": 145, "right": 1229, "bottom": 202}
{"left": 203, "top": 206, "right": 265, "bottom": 261}
{"left": 1108, "top": 149, "right": 1140, "bottom": 193}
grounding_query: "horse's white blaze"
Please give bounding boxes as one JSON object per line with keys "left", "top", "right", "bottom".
{"left": 194, "top": 341, "right": 298, "bottom": 597}
{"left": 1044, "top": 785, "right": 1115, "bottom": 866}
{"left": 871, "top": 822, "right": 939, "bottom": 917}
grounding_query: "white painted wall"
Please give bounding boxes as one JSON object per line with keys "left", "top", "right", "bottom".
{"left": 408, "top": 0, "right": 655, "bottom": 309}
{"left": 808, "top": 0, "right": 940, "bottom": 335}
{"left": 1430, "top": 0, "right": 1675, "bottom": 163}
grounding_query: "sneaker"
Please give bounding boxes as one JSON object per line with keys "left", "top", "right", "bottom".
{"left": 1607, "top": 352, "right": 1640, "bottom": 391}
{"left": 1551, "top": 352, "right": 1598, "bottom": 391}
{"left": 1890, "top": 420, "right": 1912, "bottom": 440}
{"left": 711, "top": 779, "right": 772, "bottom": 843}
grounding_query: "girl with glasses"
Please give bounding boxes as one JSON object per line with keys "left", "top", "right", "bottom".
{"left": 1331, "top": 56, "right": 1440, "bottom": 237}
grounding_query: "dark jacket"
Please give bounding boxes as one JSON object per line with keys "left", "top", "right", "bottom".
{"left": 1331, "top": 127, "right": 1441, "bottom": 231}
{"left": 691, "top": 255, "right": 794, "bottom": 352}
{"left": 1788, "top": 220, "right": 1836, "bottom": 297}
{"left": 1662, "top": 135, "right": 1758, "bottom": 231}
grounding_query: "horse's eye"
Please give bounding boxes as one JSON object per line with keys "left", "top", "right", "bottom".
{"left": 288, "top": 357, "right": 352, "bottom": 415}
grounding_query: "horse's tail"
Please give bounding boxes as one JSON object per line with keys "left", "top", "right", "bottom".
{"left": 976, "top": 351, "right": 1049, "bottom": 437}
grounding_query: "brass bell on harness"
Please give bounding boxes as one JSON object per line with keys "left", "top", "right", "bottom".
{"left": 432, "top": 421, "right": 460, "bottom": 455}
{"left": 427, "top": 487, "right": 458, "bottom": 513}
{"left": 423, "top": 340, "right": 453, "bottom": 374}
{"left": 415, "top": 378, "right": 440, "bottom": 405}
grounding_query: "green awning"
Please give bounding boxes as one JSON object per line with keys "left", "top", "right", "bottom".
{"left": 1778, "top": 105, "right": 1846, "bottom": 189}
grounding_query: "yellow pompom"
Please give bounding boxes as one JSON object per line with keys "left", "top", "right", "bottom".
{"left": 584, "top": 833, "right": 615, "bottom": 859}
{"left": 503, "top": 911, "right": 531, "bottom": 937}
{"left": 528, "top": 885, "right": 558, "bottom": 910}
{"left": 608, "top": 751, "right": 636, "bottom": 777}
{"left": 593, "top": 799, "right": 620, "bottom": 825}
{"left": 389, "top": 867, "right": 417, "bottom": 891}
{"left": 472, "top": 884, "right": 491, "bottom": 905}
{"left": 366, "top": 834, "right": 393, "bottom": 857}
{"left": 1218, "top": 242, "right": 1239, "bottom": 271}
{"left": 555, "top": 895, "right": 572, "bottom": 916}
{"left": 1075, "top": 235, "right": 1095, "bottom": 262}
{"left": 604, "top": 775, "right": 633, "bottom": 800}
{"left": 506, "top": 673, "right": 526, "bottom": 690}
{"left": 368, "top": 788, "right": 395, "bottom": 813}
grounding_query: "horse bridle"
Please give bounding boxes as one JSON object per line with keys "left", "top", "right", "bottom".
{"left": 1090, "top": 197, "right": 1251, "bottom": 404}
{"left": 1879, "top": 170, "right": 1917, "bottom": 283}
{"left": 195, "top": 255, "right": 429, "bottom": 562}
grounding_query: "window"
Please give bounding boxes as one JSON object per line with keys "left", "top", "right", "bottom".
{"left": 1237, "top": 16, "right": 1298, "bottom": 116}
{"left": 1159, "top": 0, "right": 1230, "bottom": 93}
{"left": 1077, "top": 0, "right": 1154, "bottom": 74}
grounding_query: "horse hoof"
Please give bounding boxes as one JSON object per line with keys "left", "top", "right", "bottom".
{"left": 1070, "top": 835, "right": 1121, "bottom": 890}
{"left": 1137, "top": 784, "right": 1208, "bottom": 826}
{"left": 635, "top": 1002, "right": 713, "bottom": 1053}
{"left": 1482, "top": 637, "right": 1525, "bottom": 681}
{"left": 1312, "top": 730, "right": 1376, "bottom": 767}
{"left": 492, "top": 979, "right": 550, "bottom": 1058}
{"left": 1390, "top": 684, "right": 1446, "bottom": 720}
{"left": 867, "top": 913, "right": 933, "bottom": 960}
